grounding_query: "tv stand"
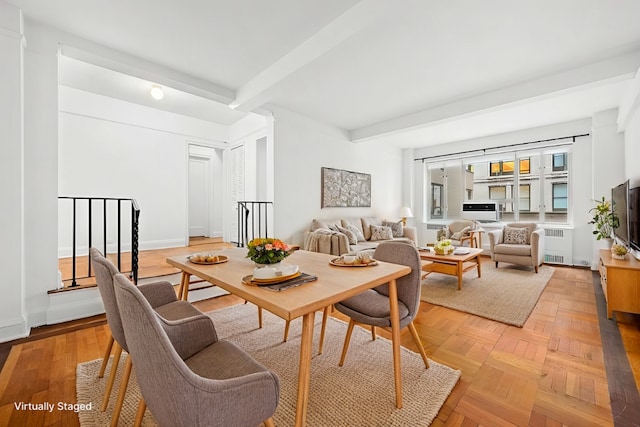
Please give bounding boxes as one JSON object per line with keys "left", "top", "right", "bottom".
{"left": 599, "top": 249, "right": 640, "bottom": 319}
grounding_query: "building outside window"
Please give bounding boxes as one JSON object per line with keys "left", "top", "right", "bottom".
{"left": 423, "top": 148, "right": 569, "bottom": 223}
{"left": 552, "top": 182, "right": 568, "bottom": 211}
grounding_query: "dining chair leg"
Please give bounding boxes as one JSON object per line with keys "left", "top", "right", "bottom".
{"left": 133, "top": 398, "right": 146, "bottom": 427}
{"left": 98, "top": 334, "right": 115, "bottom": 378}
{"left": 318, "top": 306, "right": 330, "bottom": 354}
{"left": 339, "top": 319, "right": 356, "bottom": 366}
{"left": 263, "top": 417, "right": 275, "bottom": 427}
{"left": 371, "top": 325, "right": 377, "bottom": 341}
{"left": 110, "top": 354, "right": 133, "bottom": 427}
{"left": 101, "top": 342, "right": 123, "bottom": 411}
{"left": 283, "top": 320, "right": 291, "bottom": 342}
{"left": 407, "top": 321, "right": 430, "bottom": 369}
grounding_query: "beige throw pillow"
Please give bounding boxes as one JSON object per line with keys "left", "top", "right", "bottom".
{"left": 382, "top": 220, "right": 404, "bottom": 238}
{"left": 348, "top": 224, "right": 366, "bottom": 242}
{"left": 370, "top": 225, "right": 394, "bottom": 241}
{"left": 503, "top": 226, "right": 529, "bottom": 244}
{"left": 336, "top": 225, "right": 358, "bottom": 245}
{"left": 450, "top": 226, "right": 471, "bottom": 241}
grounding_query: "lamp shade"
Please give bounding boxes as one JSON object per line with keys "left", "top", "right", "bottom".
{"left": 399, "top": 206, "right": 413, "bottom": 218}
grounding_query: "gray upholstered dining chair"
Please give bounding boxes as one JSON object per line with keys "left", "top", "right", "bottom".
{"left": 113, "top": 273, "right": 280, "bottom": 427}
{"left": 335, "top": 241, "right": 430, "bottom": 371}
{"left": 90, "top": 248, "right": 206, "bottom": 427}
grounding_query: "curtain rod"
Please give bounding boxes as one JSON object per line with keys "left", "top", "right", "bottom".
{"left": 415, "top": 133, "right": 589, "bottom": 162}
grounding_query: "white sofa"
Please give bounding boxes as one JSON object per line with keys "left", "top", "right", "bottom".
{"left": 303, "top": 217, "right": 417, "bottom": 256}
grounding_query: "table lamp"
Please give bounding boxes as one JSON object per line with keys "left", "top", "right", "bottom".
{"left": 399, "top": 206, "right": 413, "bottom": 226}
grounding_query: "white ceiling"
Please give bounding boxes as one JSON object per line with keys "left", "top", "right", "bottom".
{"left": 8, "top": 0, "right": 640, "bottom": 147}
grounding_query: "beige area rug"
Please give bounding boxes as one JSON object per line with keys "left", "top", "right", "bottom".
{"left": 421, "top": 262, "right": 555, "bottom": 327}
{"left": 77, "top": 304, "right": 461, "bottom": 426}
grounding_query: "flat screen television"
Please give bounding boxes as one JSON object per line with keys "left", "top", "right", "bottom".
{"left": 612, "top": 180, "right": 629, "bottom": 244}
{"left": 629, "top": 186, "right": 640, "bottom": 251}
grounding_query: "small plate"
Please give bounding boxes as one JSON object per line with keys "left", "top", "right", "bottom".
{"left": 187, "top": 254, "right": 229, "bottom": 265}
{"left": 329, "top": 257, "right": 378, "bottom": 267}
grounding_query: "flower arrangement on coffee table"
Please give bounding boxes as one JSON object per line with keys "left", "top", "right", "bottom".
{"left": 434, "top": 239, "right": 455, "bottom": 255}
{"left": 246, "top": 238, "right": 291, "bottom": 265}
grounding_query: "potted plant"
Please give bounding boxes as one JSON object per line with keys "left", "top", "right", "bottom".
{"left": 434, "top": 239, "right": 454, "bottom": 255}
{"left": 611, "top": 244, "right": 628, "bottom": 260}
{"left": 588, "top": 197, "right": 619, "bottom": 242}
{"left": 246, "top": 237, "right": 291, "bottom": 266}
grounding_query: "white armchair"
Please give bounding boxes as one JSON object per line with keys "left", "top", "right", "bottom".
{"left": 487, "top": 222, "right": 545, "bottom": 273}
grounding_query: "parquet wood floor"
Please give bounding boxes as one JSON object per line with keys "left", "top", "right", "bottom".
{"left": 2, "top": 248, "right": 639, "bottom": 426}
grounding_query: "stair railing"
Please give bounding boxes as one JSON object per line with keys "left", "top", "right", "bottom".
{"left": 58, "top": 197, "right": 140, "bottom": 286}
{"left": 236, "top": 201, "right": 273, "bottom": 247}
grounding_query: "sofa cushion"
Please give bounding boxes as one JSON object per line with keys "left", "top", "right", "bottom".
{"left": 504, "top": 226, "right": 529, "bottom": 244}
{"left": 370, "top": 225, "right": 394, "bottom": 241}
{"left": 311, "top": 219, "right": 340, "bottom": 231}
{"left": 382, "top": 220, "right": 404, "bottom": 238}
{"left": 336, "top": 225, "right": 358, "bottom": 245}
{"left": 341, "top": 218, "right": 366, "bottom": 242}
{"left": 361, "top": 218, "right": 383, "bottom": 240}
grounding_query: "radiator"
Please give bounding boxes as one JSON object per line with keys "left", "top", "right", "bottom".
{"left": 543, "top": 227, "right": 573, "bottom": 266}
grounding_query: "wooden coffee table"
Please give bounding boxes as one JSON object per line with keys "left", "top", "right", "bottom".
{"left": 419, "top": 247, "right": 483, "bottom": 290}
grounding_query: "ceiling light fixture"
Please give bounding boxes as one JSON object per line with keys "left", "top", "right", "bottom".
{"left": 150, "top": 84, "right": 164, "bottom": 100}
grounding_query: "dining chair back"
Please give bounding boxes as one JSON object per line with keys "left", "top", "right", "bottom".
{"left": 113, "top": 273, "right": 279, "bottom": 427}
{"left": 335, "top": 240, "right": 429, "bottom": 370}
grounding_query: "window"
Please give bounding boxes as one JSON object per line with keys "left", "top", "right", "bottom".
{"left": 431, "top": 183, "right": 443, "bottom": 218}
{"left": 489, "top": 186, "right": 506, "bottom": 199}
{"left": 553, "top": 153, "right": 567, "bottom": 171}
{"left": 552, "top": 183, "right": 568, "bottom": 211}
{"left": 489, "top": 158, "right": 530, "bottom": 176}
{"left": 519, "top": 184, "right": 530, "bottom": 211}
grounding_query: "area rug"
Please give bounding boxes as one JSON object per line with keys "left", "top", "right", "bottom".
{"left": 77, "top": 304, "right": 461, "bottom": 426}
{"left": 421, "top": 263, "right": 554, "bottom": 327}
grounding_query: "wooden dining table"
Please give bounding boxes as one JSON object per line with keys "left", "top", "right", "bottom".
{"left": 166, "top": 247, "right": 411, "bottom": 427}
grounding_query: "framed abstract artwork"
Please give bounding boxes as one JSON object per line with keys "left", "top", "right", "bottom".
{"left": 321, "top": 167, "right": 371, "bottom": 207}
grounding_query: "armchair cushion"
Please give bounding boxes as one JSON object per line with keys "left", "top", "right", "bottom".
{"left": 450, "top": 226, "right": 471, "bottom": 241}
{"left": 503, "top": 226, "right": 529, "bottom": 245}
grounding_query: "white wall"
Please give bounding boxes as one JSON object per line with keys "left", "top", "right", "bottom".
{"left": 58, "top": 86, "right": 227, "bottom": 254}
{"left": 270, "top": 107, "right": 404, "bottom": 246}
{"left": 0, "top": 2, "right": 27, "bottom": 341}
{"left": 621, "top": 70, "right": 640, "bottom": 260}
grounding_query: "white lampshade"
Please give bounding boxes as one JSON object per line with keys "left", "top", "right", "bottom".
{"left": 150, "top": 84, "right": 164, "bottom": 100}
{"left": 399, "top": 206, "right": 413, "bottom": 218}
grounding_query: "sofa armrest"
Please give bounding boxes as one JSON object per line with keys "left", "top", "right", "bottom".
{"left": 403, "top": 226, "right": 418, "bottom": 245}
{"left": 487, "top": 229, "right": 503, "bottom": 256}
{"left": 531, "top": 228, "right": 545, "bottom": 266}
{"left": 303, "top": 230, "right": 350, "bottom": 256}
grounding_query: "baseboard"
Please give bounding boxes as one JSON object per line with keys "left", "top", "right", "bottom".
{"left": 46, "top": 288, "right": 105, "bottom": 325}
{"left": 0, "top": 316, "right": 29, "bottom": 343}
{"left": 58, "top": 238, "right": 187, "bottom": 258}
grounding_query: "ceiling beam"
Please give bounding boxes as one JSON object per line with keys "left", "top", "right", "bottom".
{"left": 58, "top": 43, "right": 235, "bottom": 105}
{"left": 229, "top": 0, "right": 394, "bottom": 112}
{"left": 351, "top": 49, "right": 640, "bottom": 142}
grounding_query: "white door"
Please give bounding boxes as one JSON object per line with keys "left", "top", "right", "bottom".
{"left": 230, "top": 145, "right": 245, "bottom": 244}
{"left": 189, "top": 156, "right": 210, "bottom": 237}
